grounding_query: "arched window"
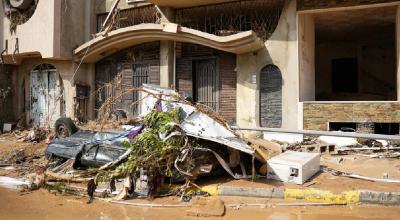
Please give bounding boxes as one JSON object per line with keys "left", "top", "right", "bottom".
{"left": 260, "top": 64, "right": 282, "bottom": 128}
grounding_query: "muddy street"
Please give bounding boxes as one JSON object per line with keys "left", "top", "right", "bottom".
{"left": 0, "top": 187, "right": 399, "bottom": 220}
{"left": 1, "top": 0, "right": 400, "bottom": 219}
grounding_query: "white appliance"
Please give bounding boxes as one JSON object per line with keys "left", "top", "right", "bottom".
{"left": 267, "top": 151, "right": 320, "bottom": 185}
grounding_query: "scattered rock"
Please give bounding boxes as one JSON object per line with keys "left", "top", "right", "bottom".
{"left": 186, "top": 197, "right": 225, "bottom": 217}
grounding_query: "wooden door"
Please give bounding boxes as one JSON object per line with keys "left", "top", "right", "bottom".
{"left": 193, "top": 58, "right": 219, "bottom": 111}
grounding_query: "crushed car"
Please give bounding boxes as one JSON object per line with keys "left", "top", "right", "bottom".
{"left": 45, "top": 121, "right": 143, "bottom": 168}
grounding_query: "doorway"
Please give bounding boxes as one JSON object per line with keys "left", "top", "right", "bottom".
{"left": 30, "top": 64, "right": 62, "bottom": 127}
{"left": 192, "top": 58, "right": 220, "bottom": 111}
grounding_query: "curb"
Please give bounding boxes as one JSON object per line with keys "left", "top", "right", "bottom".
{"left": 359, "top": 190, "right": 400, "bottom": 205}
{"left": 197, "top": 185, "right": 400, "bottom": 206}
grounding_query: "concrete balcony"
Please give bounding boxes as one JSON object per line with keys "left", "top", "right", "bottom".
{"left": 74, "top": 23, "right": 265, "bottom": 63}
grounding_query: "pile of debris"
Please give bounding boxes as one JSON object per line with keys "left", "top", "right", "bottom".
{"left": 283, "top": 135, "right": 400, "bottom": 158}
{"left": 21, "top": 85, "right": 262, "bottom": 203}
{"left": 0, "top": 147, "right": 46, "bottom": 178}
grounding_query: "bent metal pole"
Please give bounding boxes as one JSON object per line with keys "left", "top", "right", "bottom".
{"left": 231, "top": 126, "right": 400, "bottom": 141}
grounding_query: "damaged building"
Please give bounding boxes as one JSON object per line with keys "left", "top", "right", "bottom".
{"left": 0, "top": 0, "right": 400, "bottom": 137}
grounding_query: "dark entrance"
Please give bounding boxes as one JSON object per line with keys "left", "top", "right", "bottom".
{"left": 332, "top": 58, "right": 358, "bottom": 93}
{"left": 192, "top": 58, "right": 219, "bottom": 111}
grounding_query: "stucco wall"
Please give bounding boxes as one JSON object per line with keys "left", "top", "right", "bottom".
{"left": 1, "top": 0, "right": 57, "bottom": 58}
{"left": 0, "top": 0, "right": 92, "bottom": 60}
{"left": 60, "top": 0, "right": 95, "bottom": 58}
{"left": 236, "top": 0, "right": 299, "bottom": 135}
{"left": 298, "top": 13, "right": 315, "bottom": 102}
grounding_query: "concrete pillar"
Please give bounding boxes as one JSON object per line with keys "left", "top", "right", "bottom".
{"left": 397, "top": 6, "right": 400, "bottom": 100}
{"left": 236, "top": 53, "right": 261, "bottom": 137}
{"left": 298, "top": 13, "right": 315, "bottom": 102}
{"left": 159, "top": 7, "right": 175, "bottom": 88}
{"left": 87, "top": 63, "right": 96, "bottom": 120}
{"left": 160, "top": 41, "right": 175, "bottom": 88}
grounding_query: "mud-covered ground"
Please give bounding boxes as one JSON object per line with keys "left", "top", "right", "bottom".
{"left": 1, "top": 187, "right": 400, "bottom": 220}
{"left": 1, "top": 133, "right": 400, "bottom": 219}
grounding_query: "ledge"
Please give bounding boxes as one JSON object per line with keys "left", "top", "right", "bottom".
{"left": 74, "top": 23, "right": 265, "bottom": 63}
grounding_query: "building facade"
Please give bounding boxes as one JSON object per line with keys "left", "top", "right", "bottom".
{"left": 0, "top": 0, "right": 399, "bottom": 136}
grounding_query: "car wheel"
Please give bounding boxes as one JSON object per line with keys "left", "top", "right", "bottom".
{"left": 54, "top": 117, "right": 78, "bottom": 138}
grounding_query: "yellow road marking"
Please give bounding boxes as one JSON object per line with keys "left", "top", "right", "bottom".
{"left": 284, "top": 188, "right": 360, "bottom": 203}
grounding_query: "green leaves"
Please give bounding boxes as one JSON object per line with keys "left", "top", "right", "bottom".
{"left": 113, "top": 107, "right": 186, "bottom": 178}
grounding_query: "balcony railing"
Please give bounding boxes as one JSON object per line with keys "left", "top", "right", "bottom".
{"left": 175, "top": 0, "right": 284, "bottom": 40}
{"left": 96, "top": 5, "right": 161, "bottom": 33}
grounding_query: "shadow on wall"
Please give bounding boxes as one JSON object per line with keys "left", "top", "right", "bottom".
{"left": 0, "top": 66, "right": 13, "bottom": 127}
{"left": 268, "top": 0, "right": 298, "bottom": 42}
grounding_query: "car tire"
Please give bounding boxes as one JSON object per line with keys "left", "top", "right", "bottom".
{"left": 54, "top": 117, "right": 78, "bottom": 138}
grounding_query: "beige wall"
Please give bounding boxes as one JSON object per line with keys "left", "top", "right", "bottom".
{"left": 60, "top": 0, "right": 95, "bottom": 58}
{"left": 0, "top": 0, "right": 92, "bottom": 60}
{"left": 298, "top": 13, "right": 315, "bottom": 102}
{"left": 236, "top": 0, "right": 299, "bottom": 135}
{"left": 1, "top": 0, "right": 58, "bottom": 58}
